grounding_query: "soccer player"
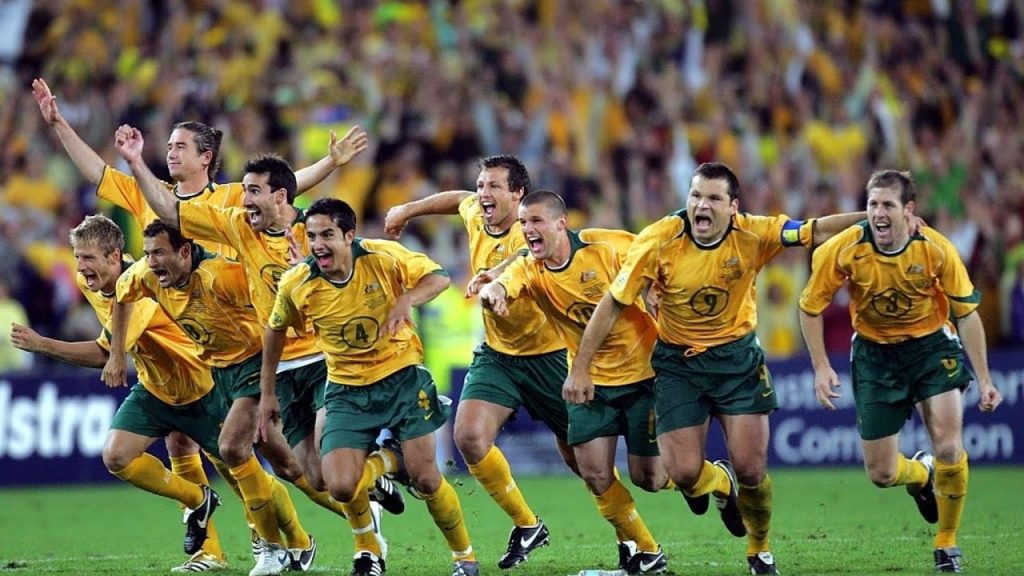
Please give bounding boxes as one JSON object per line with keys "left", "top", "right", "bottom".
{"left": 798, "top": 170, "right": 1003, "bottom": 573}
{"left": 9, "top": 215, "right": 224, "bottom": 564}
{"left": 477, "top": 191, "right": 671, "bottom": 574}
{"left": 116, "top": 130, "right": 402, "bottom": 558}
{"left": 117, "top": 220, "right": 320, "bottom": 575}
{"left": 384, "top": 155, "right": 576, "bottom": 569}
{"left": 571, "top": 162, "right": 869, "bottom": 575}
{"left": 33, "top": 78, "right": 370, "bottom": 570}
{"left": 258, "top": 198, "right": 479, "bottom": 576}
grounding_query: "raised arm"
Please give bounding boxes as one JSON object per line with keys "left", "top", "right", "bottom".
{"left": 812, "top": 212, "right": 867, "bottom": 247}
{"left": 956, "top": 311, "right": 1003, "bottom": 412}
{"left": 384, "top": 190, "right": 473, "bottom": 239}
{"left": 10, "top": 323, "right": 108, "bottom": 368}
{"left": 294, "top": 126, "right": 369, "bottom": 195}
{"left": 114, "top": 125, "right": 180, "bottom": 227}
{"left": 32, "top": 78, "right": 106, "bottom": 184}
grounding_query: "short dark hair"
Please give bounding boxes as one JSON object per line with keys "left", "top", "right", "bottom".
{"left": 172, "top": 121, "right": 223, "bottom": 180}
{"left": 306, "top": 198, "right": 357, "bottom": 234}
{"left": 143, "top": 219, "right": 190, "bottom": 251}
{"left": 520, "top": 190, "right": 566, "bottom": 218}
{"left": 244, "top": 153, "right": 298, "bottom": 203}
{"left": 480, "top": 155, "right": 531, "bottom": 196}
{"left": 693, "top": 162, "right": 740, "bottom": 200}
{"left": 866, "top": 169, "right": 916, "bottom": 205}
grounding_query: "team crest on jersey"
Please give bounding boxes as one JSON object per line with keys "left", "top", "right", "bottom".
{"left": 364, "top": 282, "right": 386, "bottom": 309}
{"left": 487, "top": 245, "right": 507, "bottom": 268}
{"left": 364, "top": 281, "right": 381, "bottom": 294}
{"left": 720, "top": 257, "right": 742, "bottom": 283}
{"left": 580, "top": 270, "right": 597, "bottom": 283}
{"left": 906, "top": 263, "right": 924, "bottom": 275}
{"left": 579, "top": 270, "right": 605, "bottom": 300}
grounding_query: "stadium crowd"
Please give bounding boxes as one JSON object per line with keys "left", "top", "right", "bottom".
{"left": 2, "top": 0, "right": 1024, "bottom": 373}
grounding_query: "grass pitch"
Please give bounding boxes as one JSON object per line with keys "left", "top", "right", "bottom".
{"left": 1, "top": 468, "right": 1021, "bottom": 575}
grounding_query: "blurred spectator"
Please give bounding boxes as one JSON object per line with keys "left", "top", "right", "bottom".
{"left": 2, "top": 0, "right": 1024, "bottom": 368}
{"left": 0, "top": 278, "right": 31, "bottom": 372}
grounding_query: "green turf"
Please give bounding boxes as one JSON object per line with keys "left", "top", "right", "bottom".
{"left": 1, "top": 468, "right": 1021, "bottom": 575}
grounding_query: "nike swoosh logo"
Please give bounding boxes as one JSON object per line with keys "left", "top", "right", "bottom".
{"left": 520, "top": 528, "right": 542, "bottom": 549}
{"left": 424, "top": 411, "right": 434, "bottom": 420}
{"left": 762, "top": 390, "right": 774, "bottom": 397}
{"left": 947, "top": 369, "right": 961, "bottom": 379}
{"left": 639, "top": 557, "right": 662, "bottom": 571}
{"left": 854, "top": 253, "right": 868, "bottom": 260}
{"left": 276, "top": 551, "right": 290, "bottom": 564}
{"left": 249, "top": 501, "right": 270, "bottom": 512}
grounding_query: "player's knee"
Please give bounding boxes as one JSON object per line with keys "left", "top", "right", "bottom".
{"left": 327, "top": 481, "right": 359, "bottom": 503}
{"left": 164, "top": 432, "right": 199, "bottom": 457}
{"left": 102, "top": 444, "right": 133, "bottom": 473}
{"left": 734, "top": 465, "right": 766, "bottom": 487}
{"left": 217, "top": 439, "right": 250, "bottom": 468}
{"left": 453, "top": 425, "right": 492, "bottom": 463}
{"left": 267, "top": 459, "right": 302, "bottom": 482}
{"left": 410, "top": 470, "right": 442, "bottom": 496}
{"left": 867, "top": 468, "right": 897, "bottom": 488}
{"left": 933, "top": 442, "right": 963, "bottom": 465}
{"left": 629, "top": 469, "right": 662, "bottom": 493}
{"left": 581, "top": 469, "right": 614, "bottom": 495}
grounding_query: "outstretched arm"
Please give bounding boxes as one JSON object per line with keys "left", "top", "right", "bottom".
{"left": 10, "top": 323, "right": 108, "bottom": 368}
{"left": 384, "top": 191, "right": 473, "bottom": 238}
{"left": 956, "top": 311, "right": 1003, "bottom": 412}
{"left": 812, "top": 212, "right": 867, "bottom": 247}
{"left": 294, "top": 126, "right": 369, "bottom": 195}
{"left": 101, "top": 301, "right": 133, "bottom": 388}
{"left": 115, "top": 124, "right": 180, "bottom": 228}
{"left": 32, "top": 78, "right": 106, "bottom": 184}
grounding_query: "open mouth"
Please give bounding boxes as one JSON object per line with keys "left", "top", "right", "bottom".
{"left": 480, "top": 200, "right": 496, "bottom": 221}
{"left": 314, "top": 250, "right": 333, "bottom": 268}
{"left": 153, "top": 268, "right": 170, "bottom": 284}
{"left": 694, "top": 214, "right": 713, "bottom": 233}
{"left": 246, "top": 206, "right": 263, "bottom": 227}
{"left": 873, "top": 220, "right": 891, "bottom": 239}
{"left": 81, "top": 272, "right": 98, "bottom": 288}
{"left": 526, "top": 234, "right": 544, "bottom": 255}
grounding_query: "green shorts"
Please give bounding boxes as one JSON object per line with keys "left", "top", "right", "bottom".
{"left": 277, "top": 360, "right": 328, "bottom": 448}
{"left": 321, "top": 365, "right": 451, "bottom": 456}
{"left": 212, "top": 353, "right": 262, "bottom": 402}
{"left": 651, "top": 332, "right": 777, "bottom": 435}
{"left": 461, "top": 343, "right": 569, "bottom": 439}
{"left": 110, "top": 383, "right": 228, "bottom": 459}
{"left": 566, "top": 380, "right": 658, "bottom": 457}
{"left": 852, "top": 328, "right": 972, "bottom": 441}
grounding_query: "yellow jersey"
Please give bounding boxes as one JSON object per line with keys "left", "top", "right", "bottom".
{"left": 459, "top": 195, "right": 562, "bottom": 355}
{"left": 497, "top": 229, "right": 656, "bottom": 386}
{"left": 116, "top": 245, "right": 263, "bottom": 367}
{"left": 79, "top": 262, "right": 213, "bottom": 406}
{"left": 799, "top": 224, "right": 980, "bottom": 344}
{"left": 270, "top": 239, "right": 447, "bottom": 385}
{"left": 96, "top": 166, "right": 244, "bottom": 257}
{"left": 178, "top": 202, "right": 320, "bottom": 361}
{"left": 612, "top": 211, "right": 814, "bottom": 348}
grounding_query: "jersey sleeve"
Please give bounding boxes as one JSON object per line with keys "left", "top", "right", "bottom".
{"left": 931, "top": 231, "right": 981, "bottom": 318}
{"left": 268, "top": 268, "right": 306, "bottom": 334}
{"left": 611, "top": 219, "right": 672, "bottom": 306}
{"left": 746, "top": 213, "right": 814, "bottom": 265}
{"left": 96, "top": 166, "right": 169, "bottom": 221}
{"left": 389, "top": 242, "right": 449, "bottom": 290}
{"left": 178, "top": 201, "right": 243, "bottom": 247}
{"left": 115, "top": 260, "right": 155, "bottom": 304}
{"left": 457, "top": 194, "right": 479, "bottom": 223}
{"left": 799, "top": 236, "right": 848, "bottom": 315}
{"left": 495, "top": 255, "right": 531, "bottom": 300}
